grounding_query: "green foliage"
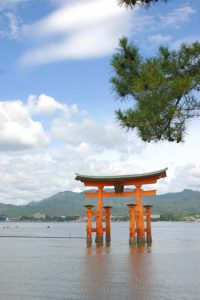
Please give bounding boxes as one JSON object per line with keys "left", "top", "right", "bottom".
{"left": 0, "top": 189, "right": 200, "bottom": 217}
{"left": 19, "top": 215, "right": 79, "bottom": 222}
{"left": 111, "top": 37, "right": 200, "bottom": 142}
{"left": 20, "top": 215, "right": 34, "bottom": 221}
{"left": 0, "top": 214, "right": 7, "bottom": 221}
{"left": 160, "top": 213, "right": 183, "bottom": 221}
{"left": 118, "top": 0, "right": 169, "bottom": 8}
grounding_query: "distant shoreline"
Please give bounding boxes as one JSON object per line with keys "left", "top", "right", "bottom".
{"left": 1, "top": 215, "right": 200, "bottom": 223}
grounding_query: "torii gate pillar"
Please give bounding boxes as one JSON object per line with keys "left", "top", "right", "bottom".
{"left": 127, "top": 204, "right": 137, "bottom": 245}
{"left": 144, "top": 205, "right": 153, "bottom": 244}
{"left": 104, "top": 206, "right": 112, "bottom": 243}
{"left": 95, "top": 186, "right": 104, "bottom": 244}
{"left": 135, "top": 185, "right": 146, "bottom": 244}
{"left": 85, "top": 205, "right": 94, "bottom": 244}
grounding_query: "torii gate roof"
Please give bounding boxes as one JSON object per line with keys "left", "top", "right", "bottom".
{"left": 75, "top": 168, "right": 167, "bottom": 186}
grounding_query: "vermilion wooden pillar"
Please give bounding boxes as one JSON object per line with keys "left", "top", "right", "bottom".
{"left": 95, "top": 186, "right": 104, "bottom": 244}
{"left": 144, "top": 205, "right": 153, "bottom": 244}
{"left": 127, "top": 204, "right": 137, "bottom": 245}
{"left": 85, "top": 205, "right": 94, "bottom": 244}
{"left": 104, "top": 206, "right": 112, "bottom": 243}
{"left": 135, "top": 186, "right": 146, "bottom": 244}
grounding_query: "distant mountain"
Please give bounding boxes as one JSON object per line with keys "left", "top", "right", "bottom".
{"left": 0, "top": 189, "right": 200, "bottom": 218}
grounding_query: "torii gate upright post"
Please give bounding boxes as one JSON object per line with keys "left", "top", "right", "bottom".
{"left": 75, "top": 168, "right": 167, "bottom": 245}
{"left": 85, "top": 205, "right": 94, "bottom": 244}
{"left": 104, "top": 206, "right": 112, "bottom": 243}
{"left": 135, "top": 185, "right": 146, "bottom": 244}
{"left": 144, "top": 205, "right": 153, "bottom": 244}
{"left": 127, "top": 204, "right": 137, "bottom": 245}
{"left": 95, "top": 186, "right": 104, "bottom": 244}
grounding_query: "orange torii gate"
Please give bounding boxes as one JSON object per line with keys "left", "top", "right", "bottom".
{"left": 75, "top": 168, "right": 167, "bottom": 245}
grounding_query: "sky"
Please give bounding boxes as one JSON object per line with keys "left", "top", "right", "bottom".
{"left": 0, "top": 0, "right": 200, "bottom": 205}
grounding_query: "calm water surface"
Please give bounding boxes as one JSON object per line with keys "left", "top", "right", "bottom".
{"left": 0, "top": 222, "right": 200, "bottom": 300}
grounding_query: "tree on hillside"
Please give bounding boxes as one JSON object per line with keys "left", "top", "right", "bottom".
{"left": 111, "top": 37, "right": 200, "bottom": 142}
{"left": 118, "top": 0, "right": 169, "bottom": 8}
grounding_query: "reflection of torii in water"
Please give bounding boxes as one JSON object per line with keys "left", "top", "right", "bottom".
{"left": 75, "top": 168, "right": 167, "bottom": 245}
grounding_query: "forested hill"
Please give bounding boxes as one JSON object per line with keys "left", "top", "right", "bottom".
{"left": 0, "top": 189, "right": 200, "bottom": 218}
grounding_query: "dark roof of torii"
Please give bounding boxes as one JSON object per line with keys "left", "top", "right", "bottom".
{"left": 75, "top": 168, "right": 167, "bottom": 183}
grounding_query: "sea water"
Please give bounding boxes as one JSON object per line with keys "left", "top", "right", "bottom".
{"left": 0, "top": 222, "right": 200, "bottom": 300}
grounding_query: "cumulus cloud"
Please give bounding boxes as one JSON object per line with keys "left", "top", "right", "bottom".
{"left": 0, "top": 148, "right": 145, "bottom": 204}
{"left": 1, "top": 139, "right": 199, "bottom": 204}
{"left": 0, "top": 100, "right": 49, "bottom": 151}
{"left": 0, "top": 93, "right": 146, "bottom": 203}
{"left": 19, "top": 0, "right": 133, "bottom": 66}
{"left": 159, "top": 164, "right": 200, "bottom": 194}
{"left": 0, "top": 94, "right": 200, "bottom": 204}
{"left": 52, "top": 118, "right": 124, "bottom": 150}
{"left": 27, "top": 94, "right": 66, "bottom": 115}
{"left": 1, "top": 94, "right": 136, "bottom": 155}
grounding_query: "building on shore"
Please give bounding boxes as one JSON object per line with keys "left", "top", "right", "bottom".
{"left": 32, "top": 212, "right": 46, "bottom": 220}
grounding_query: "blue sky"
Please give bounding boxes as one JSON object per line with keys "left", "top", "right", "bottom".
{"left": 0, "top": 0, "right": 200, "bottom": 204}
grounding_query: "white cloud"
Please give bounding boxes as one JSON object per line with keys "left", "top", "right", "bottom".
{"left": 0, "top": 94, "right": 200, "bottom": 204}
{"left": 0, "top": 148, "right": 142, "bottom": 204}
{"left": 160, "top": 163, "right": 200, "bottom": 193}
{"left": 0, "top": 0, "right": 27, "bottom": 11}
{"left": 160, "top": 5, "right": 195, "bottom": 27}
{"left": 30, "top": 0, "right": 128, "bottom": 36}
{"left": 51, "top": 115, "right": 143, "bottom": 155}
{"left": 172, "top": 35, "right": 200, "bottom": 49}
{"left": 0, "top": 94, "right": 146, "bottom": 204}
{"left": 0, "top": 99, "right": 49, "bottom": 151}
{"left": 148, "top": 34, "right": 171, "bottom": 44}
{"left": 0, "top": 11, "right": 22, "bottom": 39}
{"left": 0, "top": 0, "right": 25, "bottom": 39}
{"left": 19, "top": 0, "right": 133, "bottom": 66}
{"left": 28, "top": 94, "right": 66, "bottom": 115}
{"left": 1, "top": 136, "right": 200, "bottom": 204}
{"left": 4, "top": 12, "right": 19, "bottom": 38}
{"left": 18, "top": 2, "right": 196, "bottom": 66}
